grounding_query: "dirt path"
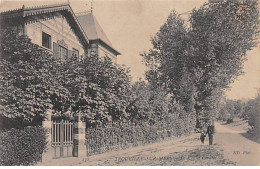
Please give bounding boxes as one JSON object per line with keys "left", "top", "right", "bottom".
{"left": 76, "top": 133, "right": 233, "bottom": 166}
{"left": 38, "top": 120, "right": 259, "bottom": 166}
{"left": 214, "top": 121, "right": 260, "bottom": 165}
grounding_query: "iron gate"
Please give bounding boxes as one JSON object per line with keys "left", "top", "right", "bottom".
{"left": 51, "top": 119, "right": 74, "bottom": 158}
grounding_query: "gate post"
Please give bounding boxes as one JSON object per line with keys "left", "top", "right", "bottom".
{"left": 41, "top": 109, "right": 53, "bottom": 163}
{"left": 74, "top": 114, "right": 87, "bottom": 158}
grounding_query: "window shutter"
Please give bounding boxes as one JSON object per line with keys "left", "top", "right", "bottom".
{"left": 53, "top": 42, "right": 59, "bottom": 59}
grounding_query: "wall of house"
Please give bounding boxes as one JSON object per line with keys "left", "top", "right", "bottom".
{"left": 86, "top": 44, "right": 117, "bottom": 63}
{"left": 86, "top": 43, "right": 98, "bottom": 56}
{"left": 97, "top": 45, "right": 117, "bottom": 63}
{"left": 26, "top": 15, "right": 85, "bottom": 56}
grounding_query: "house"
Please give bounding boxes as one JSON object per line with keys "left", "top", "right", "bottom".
{"left": 0, "top": 2, "right": 120, "bottom": 62}
{"left": 0, "top": 2, "right": 120, "bottom": 163}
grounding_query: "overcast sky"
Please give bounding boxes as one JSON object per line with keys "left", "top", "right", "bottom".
{"left": 1, "top": 0, "right": 259, "bottom": 100}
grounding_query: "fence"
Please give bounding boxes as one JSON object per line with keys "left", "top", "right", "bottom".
{"left": 85, "top": 115, "right": 195, "bottom": 156}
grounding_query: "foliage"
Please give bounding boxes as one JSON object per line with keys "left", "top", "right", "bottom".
{"left": 218, "top": 99, "right": 244, "bottom": 123}
{"left": 86, "top": 115, "right": 195, "bottom": 156}
{"left": 83, "top": 79, "right": 196, "bottom": 156}
{"left": 0, "top": 30, "right": 49, "bottom": 126}
{"left": 142, "top": 0, "right": 260, "bottom": 127}
{"left": 247, "top": 95, "right": 260, "bottom": 135}
{"left": 240, "top": 92, "right": 260, "bottom": 136}
{"left": 126, "top": 80, "right": 196, "bottom": 129}
{"left": 0, "top": 126, "right": 47, "bottom": 166}
{"left": 126, "top": 81, "right": 152, "bottom": 124}
{"left": 56, "top": 54, "right": 131, "bottom": 127}
{"left": 0, "top": 30, "right": 72, "bottom": 128}
{"left": 189, "top": 0, "right": 259, "bottom": 123}
{"left": 0, "top": 29, "right": 131, "bottom": 127}
{"left": 219, "top": 92, "right": 260, "bottom": 138}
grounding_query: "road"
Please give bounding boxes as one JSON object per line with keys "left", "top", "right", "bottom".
{"left": 38, "top": 120, "right": 260, "bottom": 166}
{"left": 214, "top": 121, "right": 260, "bottom": 165}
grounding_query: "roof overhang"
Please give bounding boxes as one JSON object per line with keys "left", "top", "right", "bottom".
{"left": 91, "top": 39, "right": 121, "bottom": 56}
{"left": 0, "top": 3, "right": 89, "bottom": 47}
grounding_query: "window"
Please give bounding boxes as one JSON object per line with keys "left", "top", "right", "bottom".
{"left": 90, "top": 48, "right": 97, "bottom": 56}
{"left": 42, "top": 32, "right": 51, "bottom": 49}
{"left": 72, "top": 48, "right": 80, "bottom": 60}
{"left": 59, "top": 46, "right": 68, "bottom": 61}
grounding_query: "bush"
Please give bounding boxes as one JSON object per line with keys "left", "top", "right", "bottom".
{"left": 85, "top": 114, "right": 195, "bottom": 156}
{"left": 247, "top": 94, "right": 260, "bottom": 136}
{"left": 0, "top": 126, "right": 47, "bottom": 166}
{"left": 238, "top": 92, "right": 260, "bottom": 142}
{"left": 226, "top": 118, "right": 233, "bottom": 124}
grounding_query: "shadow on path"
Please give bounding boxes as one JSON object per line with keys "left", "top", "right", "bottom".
{"left": 241, "top": 132, "right": 260, "bottom": 144}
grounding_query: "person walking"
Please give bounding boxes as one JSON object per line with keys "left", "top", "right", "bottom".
{"left": 200, "top": 130, "right": 206, "bottom": 144}
{"left": 206, "top": 120, "right": 215, "bottom": 145}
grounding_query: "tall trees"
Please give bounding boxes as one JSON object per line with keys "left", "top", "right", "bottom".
{"left": 0, "top": 30, "right": 63, "bottom": 128}
{"left": 142, "top": 0, "right": 259, "bottom": 127}
{"left": 60, "top": 54, "right": 131, "bottom": 127}
{"left": 189, "top": 0, "right": 259, "bottom": 125}
{"left": 126, "top": 81, "right": 176, "bottom": 125}
{"left": 0, "top": 29, "right": 131, "bottom": 128}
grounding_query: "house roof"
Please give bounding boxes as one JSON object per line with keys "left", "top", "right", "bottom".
{"left": 0, "top": 3, "right": 89, "bottom": 47}
{"left": 77, "top": 13, "right": 120, "bottom": 56}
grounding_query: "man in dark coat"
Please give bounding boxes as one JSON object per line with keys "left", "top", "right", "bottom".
{"left": 206, "top": 121, "right": 215, "bottom": 145}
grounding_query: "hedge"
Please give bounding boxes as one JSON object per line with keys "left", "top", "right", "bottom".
{"left": 0, "top": 126, "right": 47, "bottom": 166}
{"left": 86, "top": 114, "right": 195, "bottom": 156}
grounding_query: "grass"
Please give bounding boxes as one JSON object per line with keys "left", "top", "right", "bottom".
{"left": 135, "top": 145, "right": 236, "bottom": 166}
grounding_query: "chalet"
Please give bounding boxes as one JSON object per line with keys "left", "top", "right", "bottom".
{"left": 0, "top": 2, "right": 120, "bottom": 163}
{"left": 0, "top": 2, "right": 120, "bottom": 62}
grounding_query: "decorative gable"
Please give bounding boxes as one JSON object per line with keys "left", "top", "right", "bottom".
{"left": 0, "top": 3, "right": 89, "bottom": 59}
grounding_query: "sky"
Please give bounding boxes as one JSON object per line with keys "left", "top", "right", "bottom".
{"left": 0, "top": 0, "right": 259, "bottom": 100}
